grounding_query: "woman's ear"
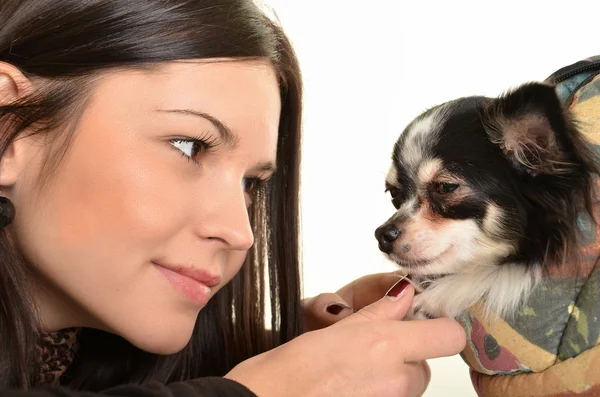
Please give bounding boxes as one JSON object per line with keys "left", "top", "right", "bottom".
{"left": 0, "top": 61, "right": 31, "bottom": 104}
{"left": 0, "top": 61, "right": 35, "bottom": 187}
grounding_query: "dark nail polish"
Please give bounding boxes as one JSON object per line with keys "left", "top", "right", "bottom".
{"left": 386, "top": 278, "right": 411, "bottom": 299}
{"left": 326, "top": 302, "right": 350, "bottom": 315}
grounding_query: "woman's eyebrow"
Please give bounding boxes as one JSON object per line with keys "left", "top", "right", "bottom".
{"left": 253, "top": 161, "right": 276, "bottom": 173}
{"left": 157, "top": 108, "right": 239, "bottom": 147}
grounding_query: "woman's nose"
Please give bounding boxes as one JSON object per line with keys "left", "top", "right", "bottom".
{"left": 193, "top": 183, "right": 255, "bottom": 250}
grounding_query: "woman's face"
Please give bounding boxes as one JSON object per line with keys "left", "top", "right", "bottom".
{"left": 8, "top": 60, "right": 281, "bottom": 353}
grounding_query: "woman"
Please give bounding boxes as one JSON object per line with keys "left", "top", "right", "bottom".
{"left": 0, "top": 1, "right": 465, "bottom": 396}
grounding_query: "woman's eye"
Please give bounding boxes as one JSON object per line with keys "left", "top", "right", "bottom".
{"left": 170, "top": 138, "right": 208, "bottom": 160}
{"left": 242, "top": 177, "right": 269, "bottom": 207}
{"left": 243, "top": 178, "right": 263, "bottom": 195}
{"left": 434, "top": 182, "right": 459, "bottom": 194}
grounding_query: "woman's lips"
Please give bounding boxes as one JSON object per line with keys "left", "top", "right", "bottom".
{"left": 153, "top": 262, "right": 221, "bottom": 307}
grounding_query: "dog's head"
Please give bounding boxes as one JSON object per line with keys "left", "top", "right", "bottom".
{"left": 375, "top": 83, "right": 599, "bottom": 278}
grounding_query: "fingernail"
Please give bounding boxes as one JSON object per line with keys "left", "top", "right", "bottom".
{"left": 326, "top": 302, "right": 351, "bottom": 315}
{"left": 386, "top": 278, "right": 411, "bottom": 300}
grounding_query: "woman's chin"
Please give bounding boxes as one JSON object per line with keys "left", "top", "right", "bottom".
{"left": 114, "top": 315, "right": 198, "bottom": 355}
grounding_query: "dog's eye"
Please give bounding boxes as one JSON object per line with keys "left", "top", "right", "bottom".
{"left": 387, "top": 188, "right": 401, "bottom": 199}
{"left": 434, "top": 182, "right": 459, "bottom": 194}
{"left": 385, "top": 187, "right": 403, "bottom": 209}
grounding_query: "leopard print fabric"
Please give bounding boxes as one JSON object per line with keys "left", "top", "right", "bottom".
{"left": 37, "top": 328, "right": 80, "bottom": 385}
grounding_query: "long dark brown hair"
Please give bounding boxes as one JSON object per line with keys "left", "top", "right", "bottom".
{"left": 0, "top": 0, "right": 303, "bottom": 390}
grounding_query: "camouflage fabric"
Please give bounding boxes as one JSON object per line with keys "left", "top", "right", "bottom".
{"left": 553, "top": 55, "right": 600, "bottom": 146}
{"left": 459, "top": 56, "right": 600, "bottom": 397}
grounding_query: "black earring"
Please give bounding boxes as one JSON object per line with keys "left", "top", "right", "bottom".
{"left": 0, "top": 196, "right": 15, "bottom": 227}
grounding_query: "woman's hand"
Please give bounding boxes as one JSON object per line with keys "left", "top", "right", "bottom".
{"left": 303, "top": 271, "right": 405, "bottom": 331}
{"left": 226, "top": 280, "right": 466, "bottom": 397}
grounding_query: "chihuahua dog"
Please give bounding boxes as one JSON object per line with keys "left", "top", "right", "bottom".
{"left": 375, "top": 82, "right": 600, "bottom": 320}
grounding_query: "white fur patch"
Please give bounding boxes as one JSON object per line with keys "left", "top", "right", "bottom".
{"left": 409, "top": 263, "right": 541, "bottom": 320}
{"left": 400, "top": 197, "right": 418, "bottom": 212}
{"left": 417, "top": 159, "right": 443, "bottom": 185}
{"left": 400, "top": 107, "right": 447, "bottom": 171}
{"left": 389, "top": 197, "right": 418, "bottom": 220}
{"left": 482, "top": 203, "right": 504, "bottom": 234}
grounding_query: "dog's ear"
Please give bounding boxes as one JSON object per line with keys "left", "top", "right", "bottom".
{"left": 482, "top": 82, "right": 573, "bottom": 176}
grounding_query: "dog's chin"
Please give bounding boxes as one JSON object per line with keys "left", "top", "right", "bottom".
{"left": 388, "top": 246, "right": 453, "bottom": 277}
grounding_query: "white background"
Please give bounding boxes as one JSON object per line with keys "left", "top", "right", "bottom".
{"left": 262, "top": 1, "right": 599, "bottom": 395}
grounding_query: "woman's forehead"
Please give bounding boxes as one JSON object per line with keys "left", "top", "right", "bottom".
{"left": 72, "top": 60, "right": 280, "bottom": 161}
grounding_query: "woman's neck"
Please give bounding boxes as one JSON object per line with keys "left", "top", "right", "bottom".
{"left": 30, "top": 271, "right": 97, "bottom": 332}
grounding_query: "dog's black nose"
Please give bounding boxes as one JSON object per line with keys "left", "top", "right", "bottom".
{"left": 375, "top": 224, "right": 400, "bottom": 253}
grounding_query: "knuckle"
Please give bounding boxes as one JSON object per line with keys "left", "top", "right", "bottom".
{"left": 365, "top": 327, "right": 393, "bottom": 357}
{"left": 389, "top": 363, "right": 427, "bottom": 397}
{"left": 310, "top": 293, "right": 329, "bottom": 307}
{"left": 315, "top": 292, "right": 334, "bottom": 301}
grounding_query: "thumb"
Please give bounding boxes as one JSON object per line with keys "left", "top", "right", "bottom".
{"left": 340, "top": 277, "right": 414, "bottom": 325}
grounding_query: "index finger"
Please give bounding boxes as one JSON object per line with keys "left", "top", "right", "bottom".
{"left": 394, "top": 318, "right": 467, "bottom": 361}
{"left": 337, "top": 272, "right": 405, "bottom": 311}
